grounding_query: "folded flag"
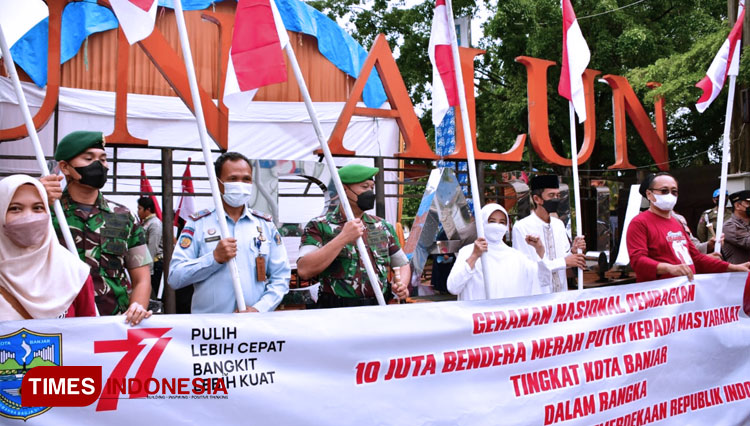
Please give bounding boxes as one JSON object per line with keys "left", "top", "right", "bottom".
{"left": 140, "top": 163, "right": 162, "bottom": 220}
{"left": 223, "top": 0, "right": 289, "bottom": 110}
{"left": 558, "top": 0, "right": 591, "bottom": 123}
{"left": 695, "top": 0, "right": 745, "bottom": 113}
{"left": 109, "top": 0, "right": 158, "bottom": 45}
{"left": 428, "top": 0, "right": 459, "bottom": 127}
{"left": 174, "top": 158, "right": 196, "bottom": 226}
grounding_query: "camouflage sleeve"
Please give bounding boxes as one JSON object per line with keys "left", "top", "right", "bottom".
{"left": 383, "top": 220, "right": 401, "bottom": 252}
{"left": 128, "top": 219, "right": 148, "bottom": 249}
{"left": 125, "top": 244, "right": 153, "bottom": 269}
{"left": 125, "top": 219, "right": 152, "bottom": 268}
{"left": 299, "top": 219, "right": 324, "bottom": 248}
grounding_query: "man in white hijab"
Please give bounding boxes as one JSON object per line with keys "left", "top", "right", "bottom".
{"left": 0, "top": 175, "right": 95, "bottom": 320}
{"left": 447, "top": 204, "right": 545, "bottom": 300}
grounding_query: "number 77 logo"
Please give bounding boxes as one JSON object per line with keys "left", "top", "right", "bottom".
{"left": 94, "top": 328, "right": 172, "bottom": 411}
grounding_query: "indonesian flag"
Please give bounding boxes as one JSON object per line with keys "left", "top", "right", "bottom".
{"left": 140, "top": 163, "right": 163, "bottom": 220}
{"left": 558, "top": 0, "right": 591, "bottom": 123}
{"left": 695, "top": 0, "right": 745, "bottom": 113}
{"left": 109, "top": 0, "right": 158, "bottom": 45}
{"left": 428, "top": 0, "right": 459, "bottom": 127}
{"left": 174, "top": 158, "right": 196, "bottom": 226}
{"left": 223, "top": 0, "right": 289, "bottom": 110}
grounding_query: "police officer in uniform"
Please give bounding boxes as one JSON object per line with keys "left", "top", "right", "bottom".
{"left": 697, "top": 189, "right": 731, "bottom": 243}
{"left": 169, "top": 152, "right": 290, "bottom": 313}
{"left": 297, "top": 164, "right": 410, "bottom": 308}
{"left": 40, "top": 131, "right": 153, "bottom": 325}
{"left": 721, "top": 190, "right": 750, "bottom": 264}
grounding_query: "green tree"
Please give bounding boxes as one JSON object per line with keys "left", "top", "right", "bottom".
{"left": 308, "top": 0, "right": 738, "bottom": 175}
{"left": 480, "top": 0, "right": 731, "bottom": 173}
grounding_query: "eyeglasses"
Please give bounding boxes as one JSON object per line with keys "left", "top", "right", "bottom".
{"left": 649, "top": 187, "right": 678, "bottom": 196}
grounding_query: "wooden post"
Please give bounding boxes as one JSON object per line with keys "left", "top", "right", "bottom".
{"left": 375, "top": 156, "right": 386, "bottom": 218}
{"left": 161, "top": 148, "right": 176, "bottom": 314}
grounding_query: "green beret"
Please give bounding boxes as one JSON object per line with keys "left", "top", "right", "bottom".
{"left": 54, "top": 131, "right": 106, "bottom": 162}
{"left": 338, "top": 164, "right": 379, "bottom": 184}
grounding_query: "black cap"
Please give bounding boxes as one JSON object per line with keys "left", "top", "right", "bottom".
{"left": 530, "top": 175, "right": 559, "bottom": 191}
{"left": 729, "top": 190, "right": 750, "bottom": 205}
{"left": 639, "top": 172, "right": 676, "bottom": 197}
{"left": 638, "top": 174, "right": 656, "bottom": 197}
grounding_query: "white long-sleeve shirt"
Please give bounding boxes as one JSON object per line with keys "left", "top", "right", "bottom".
{"left": 446, "top": 243, "right": 543, "bottom": 301}
{"left": 512, "top": 211, "right": 571, "bottom": 293}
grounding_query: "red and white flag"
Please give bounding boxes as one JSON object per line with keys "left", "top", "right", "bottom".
{"left": 174, "top": 158, "right": 196, "bottom": 226}
{"left": 558, "top": 0, "right": 590, "bottom": 123}
{"left": 695, "top": 0, "right": 745, "bottom": 113}
{"left": 223, "top": 0, "right": 289, "bottom": 110}
{"left": 140, "top": 163, "right": 163, "bottom": 220}
{"left": 109, "top": 0, "right": 158, "bottom": 45}
{"left": 428, "top": 0, "right": 459, "bottom": 127}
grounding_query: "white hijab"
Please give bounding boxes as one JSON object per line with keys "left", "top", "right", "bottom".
{"left": 481, "top": 203, "right": 513, "bottom": 254}
{"left": 0, "top": 175, "right": 89, "bottom": 320}
{"left": 479, "top": 203, "right": 541, "bottom": 298}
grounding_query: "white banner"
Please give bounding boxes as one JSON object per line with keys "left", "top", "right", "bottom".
{"left": 2, "top": 273, "right": 750, "bottom": 425}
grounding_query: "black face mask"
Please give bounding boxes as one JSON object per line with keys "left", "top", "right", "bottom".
{"left": 354, "top": 190, "right": 376, "bottom": 211}
{"left": 542, "top": 199, "right": 560, "bottom": 214}
{"left": 74, "top": 161, "right": 108, "bottom": 189}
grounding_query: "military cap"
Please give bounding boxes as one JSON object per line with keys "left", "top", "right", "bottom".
{"left": 530, "top": 174, "right": 559, "bottom": 191}
{"left": 54, "top": 131, "right": 106, "bottom": 162}
{"left": 338, "top": 164, "right": 379, "bottom": 184}
{"left": 713, "top": 189, "right": 728, "bottom": 198}
{"left": 729, "top": 190, "right": 750, "bottom": 205}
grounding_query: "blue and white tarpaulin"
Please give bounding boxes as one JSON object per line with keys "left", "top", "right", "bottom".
{"left": 6, "top": 0, "right": 386, "bottom": 108}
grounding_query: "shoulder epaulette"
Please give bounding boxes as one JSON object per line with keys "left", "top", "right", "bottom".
{"left": 250, "top": 209, "right": 272, "bottom": 222}
{"left": 107, "top": 199, "right": 127, "bottom": 210}
{"left": 189, "top": 209, "right": 212, "bottom": 221}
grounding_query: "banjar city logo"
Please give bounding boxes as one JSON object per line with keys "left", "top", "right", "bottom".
{"left": 0, "top": 328, "right": 62, "bottom": 420}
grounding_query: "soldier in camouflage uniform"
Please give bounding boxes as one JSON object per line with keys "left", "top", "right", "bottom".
{"left": 296, "top": 164, "right": 410, "bottom": 308}
{"left": 40, "top": 131, "right": 152, "bottom": 325}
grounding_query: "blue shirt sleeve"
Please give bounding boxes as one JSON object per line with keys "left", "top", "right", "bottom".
{"left": 168, "top": 218, "right": 223, "bottom": 289}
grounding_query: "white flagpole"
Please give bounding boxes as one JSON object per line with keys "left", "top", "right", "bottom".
{"left": 173, "top": 0, "right": 246, "bottom": 311}
{"left": 568, "top": 102, "right": 584, "bottom": 290}
{"left": 714, "top": 74, "right": 737, "bottom": 254}
{"left": 444, "top": 0, "right": 492, "bottom": 297}
{"left": 282, "top": 41, "right": 387, "bottom": 306}
{"left": 0, "top": 24, "right": 78, "bottom": 255}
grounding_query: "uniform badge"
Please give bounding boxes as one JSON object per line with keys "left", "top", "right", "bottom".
{"left": 207, "top": 228, "right": 216, "bottom": 235}
{"left": 274, "top": 232, "right": 282, "bottom": 246}
{"left": 179, "top": 235, "right": 193, "bottom": 248}
{"left": 257, "top": 226, "right": 266, "bottom": 242}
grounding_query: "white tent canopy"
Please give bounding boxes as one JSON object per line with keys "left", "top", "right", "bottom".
{"left": 0, "top": 77, "right": 401, "bottom": 226}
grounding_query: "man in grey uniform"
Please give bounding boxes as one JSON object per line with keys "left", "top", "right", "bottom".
{"left": 169, "top": 152, "right": 290, "bottom": 313}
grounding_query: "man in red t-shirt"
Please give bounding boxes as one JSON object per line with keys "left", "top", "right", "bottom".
{"left": 627, "top": 173, "right": 750, "bottom": 282}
